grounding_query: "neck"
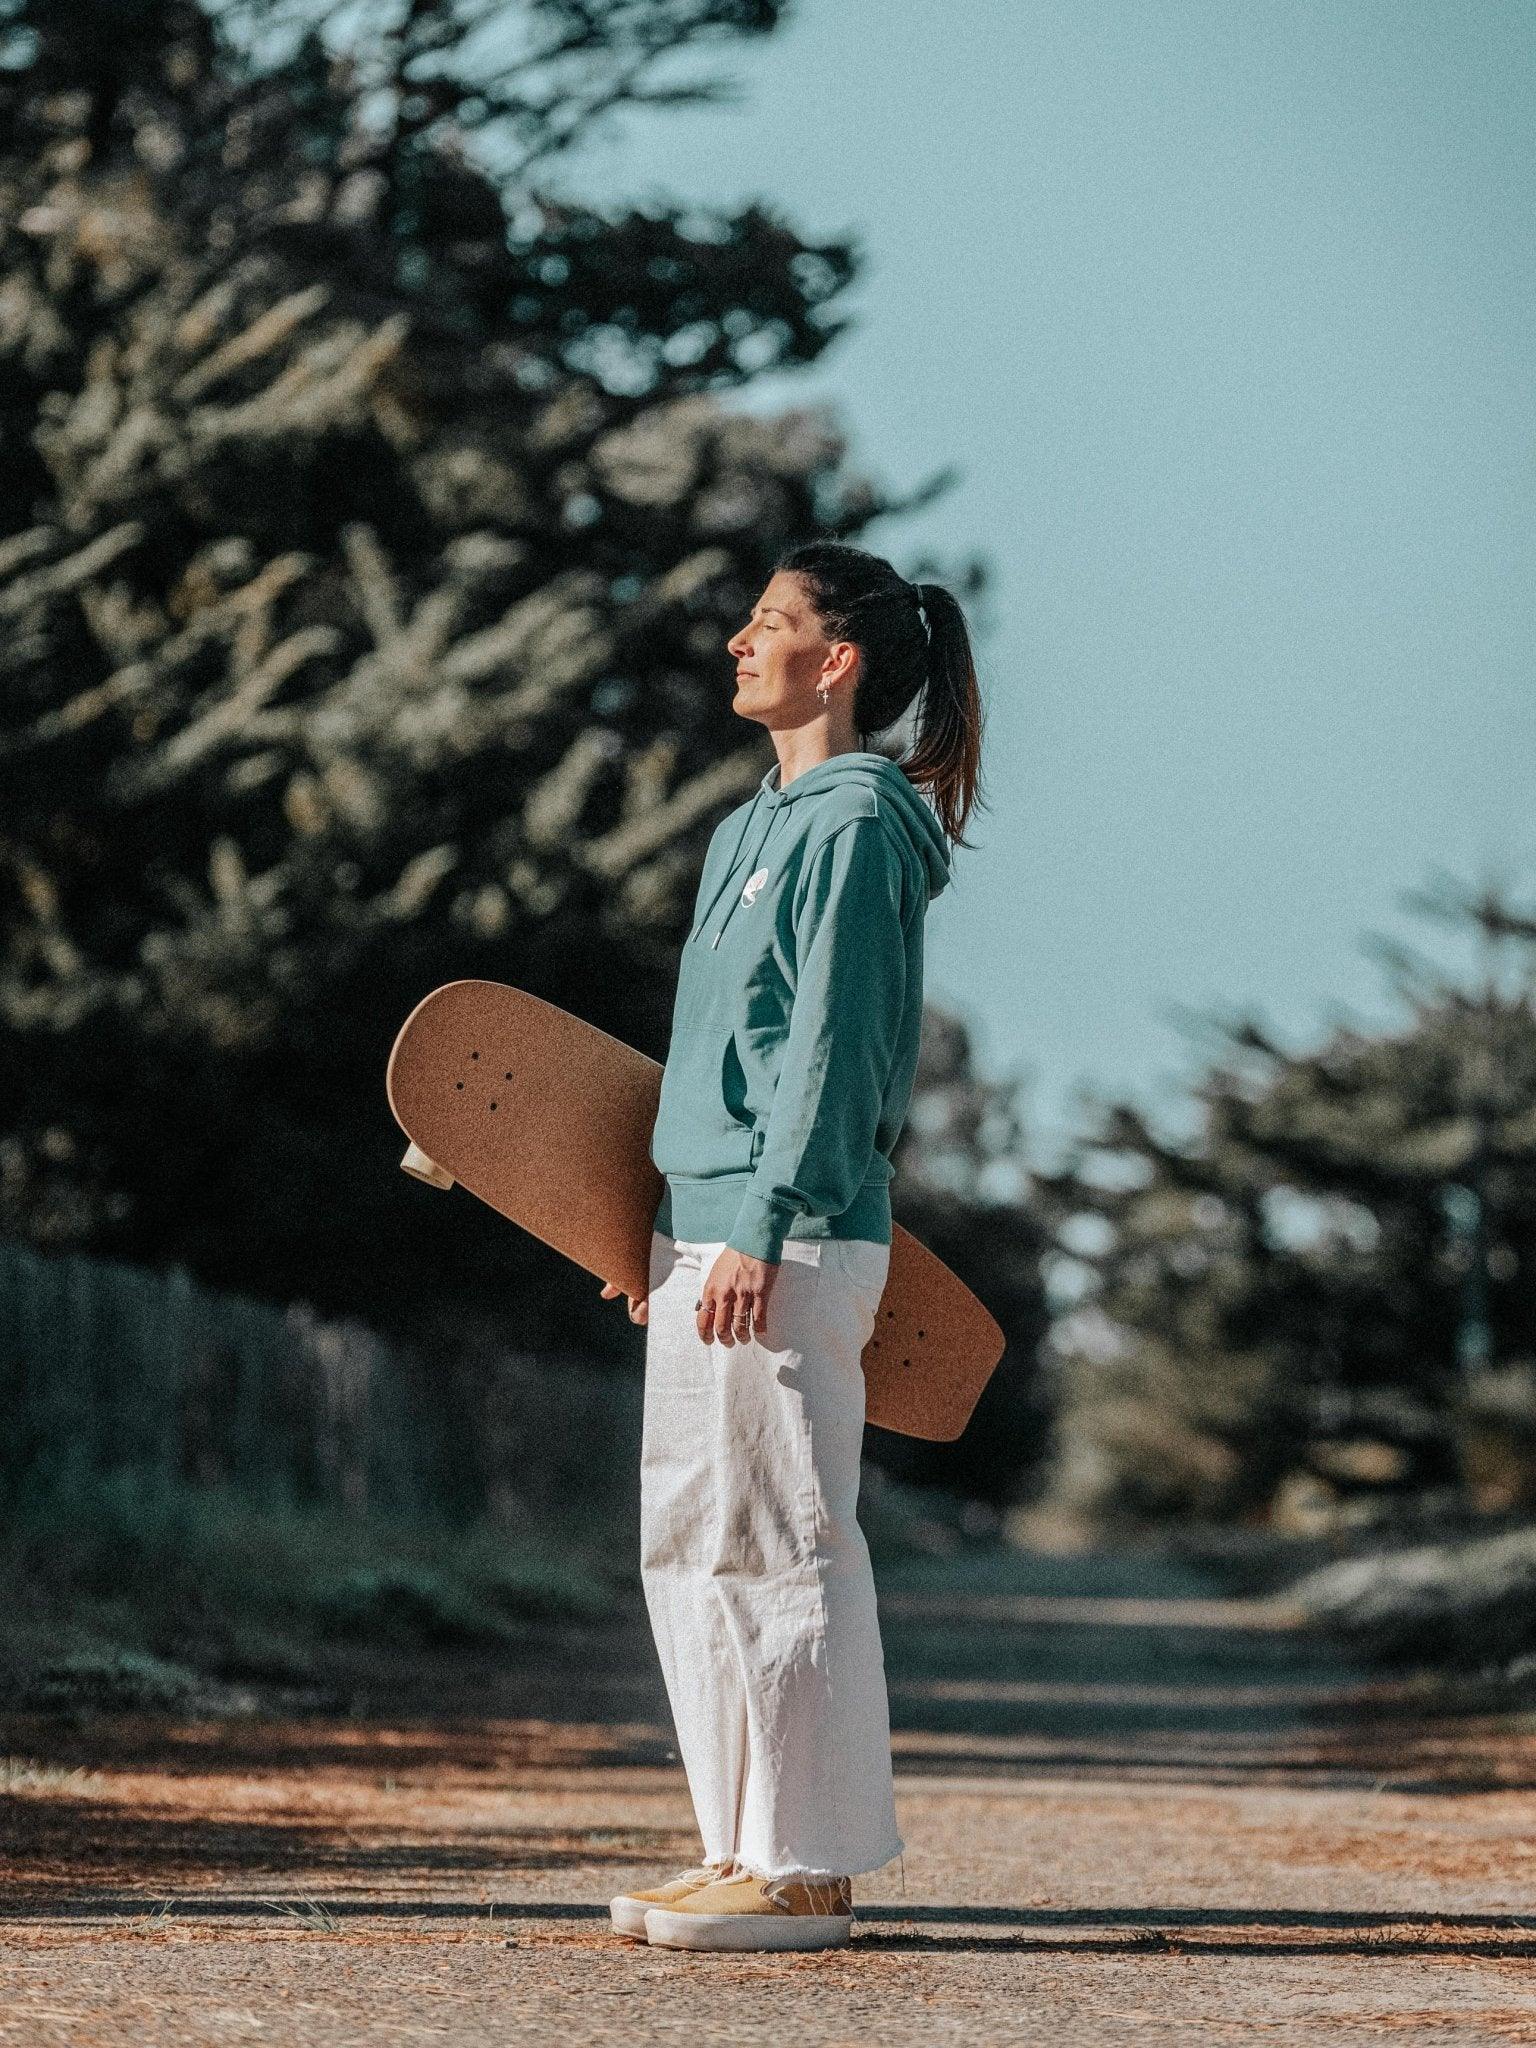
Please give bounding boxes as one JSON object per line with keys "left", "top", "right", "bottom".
{"left": 772, "top": 731, "right": 865, "bottom": 790}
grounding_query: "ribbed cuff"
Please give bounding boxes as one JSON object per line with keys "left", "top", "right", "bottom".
{"left": 725, "top": 1189, "right": 799, "bottom": 1263}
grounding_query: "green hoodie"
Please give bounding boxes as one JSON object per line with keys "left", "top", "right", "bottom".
{"left": 649, "top": 749, "right": 953, "bottom": 1262}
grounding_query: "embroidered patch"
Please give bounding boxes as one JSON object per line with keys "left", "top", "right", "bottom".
{"left": 740, "top": 866, "right": 770, "bottom": 906}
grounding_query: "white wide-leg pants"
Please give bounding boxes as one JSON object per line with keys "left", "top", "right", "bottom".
{"left": 640, "top": 1228, "right": 904, "bottom": 1883}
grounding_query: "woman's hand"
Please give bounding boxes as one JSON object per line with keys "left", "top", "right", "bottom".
{"left": 599, "top": 1280, "right": 648, "bottom": 1324}
{"left": 697, "top": 1249, "right": 776, "bottom": 1345}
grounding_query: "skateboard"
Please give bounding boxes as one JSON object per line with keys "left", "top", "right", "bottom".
{"left": 385, "top": 980, "right": 1005, "bottom": 1441}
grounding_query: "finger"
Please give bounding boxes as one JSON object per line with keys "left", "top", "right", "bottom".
{"left": 713, "top": 1289, "right": 737, "bottom": 1345}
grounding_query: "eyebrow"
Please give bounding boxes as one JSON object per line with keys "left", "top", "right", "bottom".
{"left": 754, "top": 605, "right": 793, "bottom": 622}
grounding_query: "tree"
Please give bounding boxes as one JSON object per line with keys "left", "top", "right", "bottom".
{"left": 868, "top": 1005, "right": 1052, "bottom": 1510}
{"left": 0, "top": 0, "right": 984, "bottom": 1351}
{"left": 1033, "top": 882, "right": 1536, "bottom": 1530}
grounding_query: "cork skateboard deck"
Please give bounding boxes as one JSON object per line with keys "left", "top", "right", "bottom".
{"left": 385, "top": 979, "right": 1005, "bottom": 1441}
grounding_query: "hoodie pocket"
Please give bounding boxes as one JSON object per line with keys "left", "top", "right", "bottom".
{"left": 720, "top": 1034, "right": 757, "bottom": 1133}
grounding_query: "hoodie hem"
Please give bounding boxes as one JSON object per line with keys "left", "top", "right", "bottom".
{"left": 654, "top": 1175, "right": 891, "bottom": 1252}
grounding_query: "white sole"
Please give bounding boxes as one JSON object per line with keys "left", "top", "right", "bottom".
{"left": 609, "top": 1896, "right": 654, "bottom": 1939}
{"left": 643, "top": 1906, "right": 852, "bottom": 1952}
{"left": 612, "top": 1869, "right": 741, "bottom": 1939}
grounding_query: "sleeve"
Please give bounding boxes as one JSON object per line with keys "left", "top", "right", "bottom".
{"left": 725, "top": 817, "right": 908, "bottom": 1263}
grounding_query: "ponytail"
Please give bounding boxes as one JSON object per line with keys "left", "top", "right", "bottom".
{"left": 898, "top": 579, "right": 987, "bottom": 848}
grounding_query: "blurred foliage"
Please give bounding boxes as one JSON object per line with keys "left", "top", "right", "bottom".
{"left": 0, "top": 1231, "right": 644, "bottom": 1523}
{"left": 1033, "top": 882, "right": 1536, "bottom": 1534}
{"left": 0, "top": 1231, "right": 1008, "bottom": 1711}
{"left": 0, "top": 0, "right": 1034, "bottom": 1419}
{"left": 0, "top": 1476, "right": 632, "bottom": 1714}
{"left": 877, "top": 1006, "right": 1052, "bottom": 1506}
{"left": 1288, "top": 1518, "right": 1536, "bottom": 1676}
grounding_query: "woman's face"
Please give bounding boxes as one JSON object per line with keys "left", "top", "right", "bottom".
{"left": 725, "top": 572, "right": 855, "bottom": 730}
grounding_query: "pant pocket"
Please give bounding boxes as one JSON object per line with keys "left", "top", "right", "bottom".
{"left": 708, "top": 1251, "right": 825, "bottom": 1577}
{"left": 825, "top": 1239, "right": 891, "bottom": 1351}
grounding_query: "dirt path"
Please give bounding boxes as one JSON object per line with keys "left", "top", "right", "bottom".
{"left": 4, "top": 1546, "right": 1536, "bottom": 2046}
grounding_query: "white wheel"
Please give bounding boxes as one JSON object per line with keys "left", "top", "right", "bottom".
{"left": 400, "top": 1141, "right": 455, "bottom": 1190}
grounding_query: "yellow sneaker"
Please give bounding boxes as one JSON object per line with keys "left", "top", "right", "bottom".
{"left": 643, "top": 1870, "right": 853, "bottom": 1952}
{"left": 609, "top": 1861, "right": 737, "bottom": 1939}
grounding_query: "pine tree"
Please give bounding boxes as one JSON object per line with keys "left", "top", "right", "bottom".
{"left": 0, "top": 0, "right": 984, "bottom": 1351}
{"left": 1034, "top": 884, "right": 1536, "bottom": 1529}
{"left": 872, "top": 1005, "right": 1051, "bottom": 1509}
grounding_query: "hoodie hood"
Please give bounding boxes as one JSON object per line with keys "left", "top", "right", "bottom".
{"left": 758, "top": 750, "right": 952, "bottom": 899}
{"left": 689, "top": 748, "right": 951, "bottom": 957}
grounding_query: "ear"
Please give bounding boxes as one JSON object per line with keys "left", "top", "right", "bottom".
{"left": 824, "top": 640, "right": 862, "bottom": 687}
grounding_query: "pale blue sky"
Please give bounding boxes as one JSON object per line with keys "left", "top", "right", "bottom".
{"left": 551, "top": 0, "right": 1534, "bottom": 1167}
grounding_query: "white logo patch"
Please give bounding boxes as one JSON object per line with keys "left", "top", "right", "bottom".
{"left": 740, "top": 866, "right": 770, "bottom": 907}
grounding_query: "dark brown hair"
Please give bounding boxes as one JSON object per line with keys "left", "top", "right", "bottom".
{"left": 775, "top": 540, "right": 987, "bottom": 849}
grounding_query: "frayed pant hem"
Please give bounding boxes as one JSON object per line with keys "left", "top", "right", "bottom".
{"left": 727, "top": 1841, "right": 904, "bottom": 1884}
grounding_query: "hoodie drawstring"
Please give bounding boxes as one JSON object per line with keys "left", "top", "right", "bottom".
{"left": 689, "top": 802, "right": 762, "bottom": 949}
{"left": 707, "top": 805, "right": 780, "bottom": 949}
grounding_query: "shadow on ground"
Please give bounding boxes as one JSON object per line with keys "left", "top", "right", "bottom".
{"left": 3, "top": 1544, "right": 1531, "bottom": 1927}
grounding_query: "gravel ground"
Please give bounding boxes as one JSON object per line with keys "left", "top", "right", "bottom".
{"left": 4, "top": 1546, "right": 1536, "bottom": 2047}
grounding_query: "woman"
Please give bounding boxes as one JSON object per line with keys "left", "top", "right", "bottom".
{"left": 601, "top": 540, "right": 986, "bottom": 1953}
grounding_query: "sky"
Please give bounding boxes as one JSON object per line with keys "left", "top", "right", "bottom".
{"left": 545, "top": 0, "right": 1534, "bottom": 1168}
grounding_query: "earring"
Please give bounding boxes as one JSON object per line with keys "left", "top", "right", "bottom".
{"left": 817, "top": 685, "right": 832, "bottom": 704}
